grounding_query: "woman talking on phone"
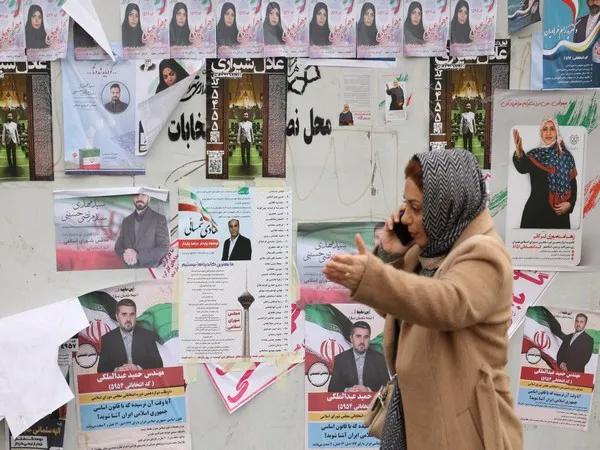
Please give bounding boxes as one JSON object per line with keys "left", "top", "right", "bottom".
{"left": 324, "top": 149, "right": 522, "bottom": 450}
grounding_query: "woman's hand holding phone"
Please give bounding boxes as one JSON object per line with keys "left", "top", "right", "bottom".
{"left": 381, "top": 209, "right": 413, "bottom": 255}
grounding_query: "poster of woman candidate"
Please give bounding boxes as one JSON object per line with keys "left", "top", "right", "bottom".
{"left": 23, "top": 0, "right": 69, "bottom": 61}
{"left": 542, "top": 0, "right": 600, "bottom": 89}
{"left": 263, "top": 0, "right": 309, "bottom": 57}
{"left": 169, "top": 0, "right": 216, "bottom": 58}
{"left": 518, "top": 306, "right": 600, "bottom": 430}
{"left": 448, "top": 0, "right": 497, "bottom": 57}
{"left": 62, "top": 58, "right": 145, "bottom": 174}
{"left": 53, "top": 187, "right": 169, "bottom": 271}
{"left": 121, "top": 0, "right": 169, "bottom": 60}
{"left": 73, "top": 280, "right": 192, "bottom": 450}
{"left": 354, "top": 0, "right": 401, "bottom": 59}
{"left": 309, "top": 0, "right": 356, "bottom": 58}
{"left": 505, "top": 121, "right": 586, "bottom": 267}
{"left": 0, "top": 1, "right": 26, "bottom": 60}
{"left": 216, "top": 0, "right": 263, "bottom": 57}
{"left": 490, "top": 89, "right": 600, "bottom": 270}
{"left": 507, "top": 0, "right": 540, "bottom": 34}
{"left": 403, "top": 0, "right": 448, "bottom": 57}
{"left": 73, "top": 21, "right": 111, "bottom": 60}
{"left": 305, "top": 303, "right": 385, "bottom": 448}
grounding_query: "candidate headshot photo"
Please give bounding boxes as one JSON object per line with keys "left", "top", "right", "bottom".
{"left": 114, "top": 193, "right": 169, "bottom": 268}
{"left": 155, "top": 59, "right": 190, "bottom": 94}
{"left": 356, "top": 2, "right": 378, "bottom": 47}
{"left": 216, "top": 2, "right": 240, "bottom": 47}
{"left": 573, "top": 0, "right": 600, "bottom": 43}
{"left": 170, "top": 1, "right": 192, "bottom": 47}
{"left": 557, "top": 313, "right": 594, "bottom": 373}
{"left": 122, "top": 2, "right": 144, "bottom": 48}
{"left": 450, "top": 0, "right": 472, "bottom": 44}
{"left": 263, "top": 2, "right": 285, "bottom": 45}
{"left": 404, "top": 1, "right": 425, "bottom": 45}
{"left": 103, "top": 82, "right": 130, "bottom": 114}
{"left": 25, "top": 4, "right": 49, "bottom": 49}
{"left": 309, "top": 2, "right": 332, "bottom": 46}
{"left": 97, "top": 298, "right": 164, "bottom": 373}
{"left": 221, "top": 218, "right": 252, "bottom": 261}
{"left": 327, "top": 321, "right": 388, "bottom": 392}
{"left": 511, "top": 119, "right": 578, "bottom": 229}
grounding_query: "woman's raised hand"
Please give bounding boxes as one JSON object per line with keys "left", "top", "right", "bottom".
{"left": 323, "top": 234, "right": 368, "bottom": 291}
{"left": 513, "top": 128, "right": 524, "bottom": 158}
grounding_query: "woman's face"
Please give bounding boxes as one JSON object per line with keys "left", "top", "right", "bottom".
{"left": 224, "top": 8, "right": 235, "bottom": 27}
{"left": 128, "top": 9, "right": 139, "bottom": 28}
{"left": 31, "top": 11, "right": 42, "bottom": 29}
{"left": 363, "top": 8, "right": 374, "bottom": 27}
{"left": 457, "top": 6, "right": 468, "bottom": 24}
{"left": 176, "top": 8, "right": 187, "bottom": 26}
{"left": 162, "top": 67, "right": 177, "bottom": 87}
{"left": 400, "top": 178, "right": 429, "bottom": 248}
{"left": 269, "top": 7, "right": 280, "bottom": 26}
{"left": 401, "top": 178, "right": 429, "bottom": 248}
{"left": 541, "top": 121, "right": 558, "bottom": 145}
{"left": 316, "top": 8, "right": 327, "bottom": 27}
{"left": 410, "top": 7, "right": 421, "bottom": 26}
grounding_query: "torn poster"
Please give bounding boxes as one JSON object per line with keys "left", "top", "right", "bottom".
{"left": 0, "top": 298, "right": 87, "bottom": 437}
{"left": 507, "top": 0, "right": 540, "bottom": 34}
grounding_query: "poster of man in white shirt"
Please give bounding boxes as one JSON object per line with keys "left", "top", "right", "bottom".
{"left": 459, "top": 103, "right": 477, "bottom": 153}
{"left": 237, "top": 112, "right": 255, "bottom": 172}
{"left": 2, "top": 113, "right": 20, "bottom": 175}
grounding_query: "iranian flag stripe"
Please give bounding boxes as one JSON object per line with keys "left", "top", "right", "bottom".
{"left": 523, "top": 307, "right": 565, "bottom": 362}
{"left": 305, "top": 320, "right": 349, "bottom": 357}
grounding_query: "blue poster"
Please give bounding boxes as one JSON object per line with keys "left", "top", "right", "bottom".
{"left": 543, "top": 0, "right": 600, "bottom": 89}
{"left": 508, "top": 0, "right": 541, "bottom": 34}
{"left": 62, "top": 58, "right": 144, "bottom": 174}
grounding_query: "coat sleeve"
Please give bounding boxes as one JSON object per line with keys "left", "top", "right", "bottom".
{"left": 352, "top": 237, "right": 512, "bottom": 331}
{"left": 114, "top": 218, "right": 127, "bottom": 261}
{"left": 143, "top": 331, "right": 164, "bottom": 369}
{"left": 512, "top": 152, "right": 532, "bottom": 174}
{"left": 136, "top": 213, "right": 170, "bottom": 267}
{"left": 327, "top": 355, "right": 345, "bottom": 392}
{"left": 97, "top": 334, "right": 114, "bottom": 373}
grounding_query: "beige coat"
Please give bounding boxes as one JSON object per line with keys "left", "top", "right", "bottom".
{"left": 353, "top": 210, "right": 523, "bottom": 450}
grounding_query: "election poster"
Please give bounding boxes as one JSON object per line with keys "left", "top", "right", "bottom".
{"left": 23, "top": 0, "right": 69, "bottom": 61}
{"left": 507, "top": 0, "right": 540, "bottom": 34}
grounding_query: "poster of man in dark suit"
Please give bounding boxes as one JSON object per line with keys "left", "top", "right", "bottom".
{"left": 221, "top": 218, "right": 252, "bottom": 261}
{"left": 573, "top": 0, "right": 600, "bottom": 43}
{"left": 114, "top": 193, "right": 169, "bottom": 268}
{"left": 557, "top": 313, "right": 594, "bottom": 373}
{"left": 97, "top": 299, "right": 163, "bottom": 373}
{"left": 328, "top": 321, "right": 389, "bottom": 392}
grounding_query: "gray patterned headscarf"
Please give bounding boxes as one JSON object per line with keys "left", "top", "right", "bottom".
{"left": 414, "top": 149, "right": 487, "bottom": 258}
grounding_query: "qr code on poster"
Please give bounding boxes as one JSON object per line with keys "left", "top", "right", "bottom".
{"left": 207, "top": 151, "right": 223, "bottom": 175}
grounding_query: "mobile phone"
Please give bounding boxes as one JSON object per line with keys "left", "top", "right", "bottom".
{"left": 393, "top": 211, "right": 413, "bottom": 245}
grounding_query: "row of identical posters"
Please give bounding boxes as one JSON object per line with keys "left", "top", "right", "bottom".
{"left": 0, "top": 0, "right": 68, "bottom": 61}
{"left": 114, "top": 0, "right": 497, "bottom": 59}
